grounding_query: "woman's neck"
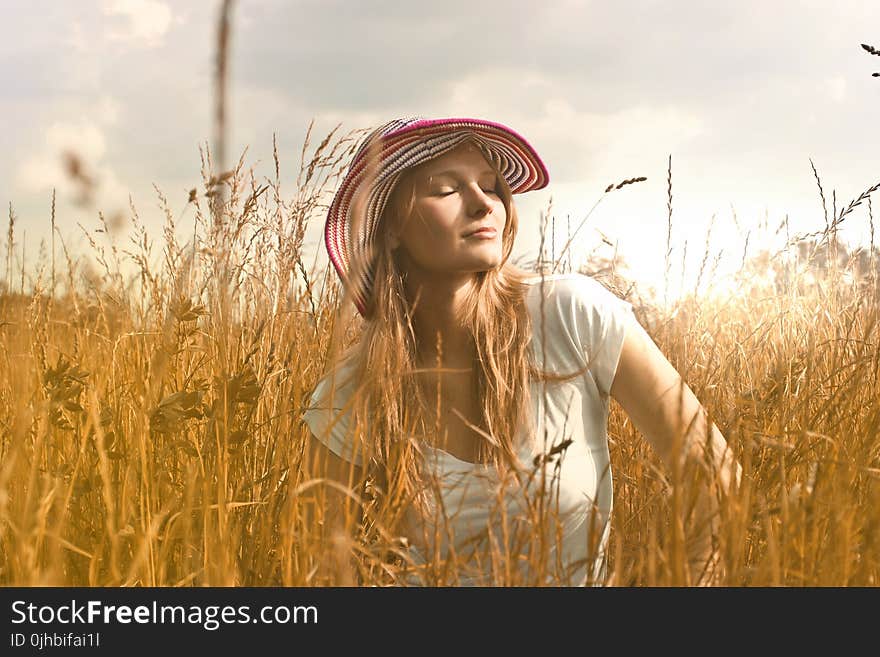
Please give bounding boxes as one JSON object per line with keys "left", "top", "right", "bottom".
{"left": 404, "top": 271, "right": 477, "bottom": 366}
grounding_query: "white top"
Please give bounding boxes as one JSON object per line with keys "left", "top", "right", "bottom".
{"left": 302, "top": 273, "right": 636, "bottom": 586}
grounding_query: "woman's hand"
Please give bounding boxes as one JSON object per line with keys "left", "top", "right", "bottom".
{"left": 610, "top": 320, "right": 742, "bottom": 585}
{"left": 686, "top": 490, "right": 724, "bottom": 586}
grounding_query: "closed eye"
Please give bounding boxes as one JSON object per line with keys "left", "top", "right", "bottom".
{"left": 433, "top": 188, "right": 498, "bottom": 197}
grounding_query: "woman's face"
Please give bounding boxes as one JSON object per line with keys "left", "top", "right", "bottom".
{"left": 392, "top": 141, "right": 508, "bottom": 278}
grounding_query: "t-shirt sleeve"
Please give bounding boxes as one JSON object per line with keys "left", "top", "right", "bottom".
{"left": 301, "top": 361, "right": 365, "bottom": 468}
{"left": 559, "top": 275, "right": 636, "bottom": 396}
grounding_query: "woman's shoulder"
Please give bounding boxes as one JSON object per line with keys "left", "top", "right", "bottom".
{"left": 521, "top": 272, "right": 634, "bottom": 348}
{"left": 521, "top": 272, "right": 624, "bottom": 311}
{"left": 302, "top": 353, "right": 364, "bottom": 466}
{"left": 309, "top": 352, "right": 359, "bottom": 404}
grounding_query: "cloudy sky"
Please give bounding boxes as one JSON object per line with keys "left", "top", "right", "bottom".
{"left": 2, "top": 0, "right": 878, "bottom": 300}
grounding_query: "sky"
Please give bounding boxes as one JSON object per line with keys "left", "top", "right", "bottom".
{"left": 1, "top": 0, "right": 878, "bottom": 301}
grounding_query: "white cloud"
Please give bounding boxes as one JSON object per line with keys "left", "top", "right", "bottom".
{"left": 103, "top": 0, "right": 175, "bottom": 47}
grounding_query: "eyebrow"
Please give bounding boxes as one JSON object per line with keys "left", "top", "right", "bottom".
{"left": 428, "top": 169, "right": 497, "bottom": 180}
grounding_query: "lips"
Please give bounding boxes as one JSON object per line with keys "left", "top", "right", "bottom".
{"left": 463, "top": 226, "right": 498, "bottom": 238}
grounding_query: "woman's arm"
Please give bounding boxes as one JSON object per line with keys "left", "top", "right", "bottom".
{"left": 609, "top": 321, "right": 742, "bottom": 585}
{"left": 303, "top": 432, "right": 365, "bottom": 585}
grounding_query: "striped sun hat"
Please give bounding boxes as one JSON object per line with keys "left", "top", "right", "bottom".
{"left": 324, "top": 116, "right": 550, "bottom": 316}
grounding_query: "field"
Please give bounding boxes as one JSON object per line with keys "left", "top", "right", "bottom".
{"left": 1, "top": 123, "right": 878, "bottom": 586}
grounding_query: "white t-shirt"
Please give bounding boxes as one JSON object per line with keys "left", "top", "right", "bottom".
{"left": 301, "top": 273, "right": 636, "bottom": 586}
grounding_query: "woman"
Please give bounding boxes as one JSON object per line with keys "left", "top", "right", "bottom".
{"left": 302, "top": 117, "right": 741, "bottom": 586}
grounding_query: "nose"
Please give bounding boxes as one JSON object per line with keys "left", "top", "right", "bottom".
{"left": 463, "top": 183, "right": 495, "bottom": 217}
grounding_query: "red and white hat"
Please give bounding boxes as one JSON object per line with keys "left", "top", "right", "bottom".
{"left": 324, "top": 116, "right": 550, "bottom": 315}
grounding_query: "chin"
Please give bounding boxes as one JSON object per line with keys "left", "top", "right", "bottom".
{"left": 466, "top": 257, "right": 504, "bottom": 273}
{"left": 416, "top": 251, "right": 505, "bottom": 276}
{"left": 463, "top": 248, "right": 505, "bottom": 272}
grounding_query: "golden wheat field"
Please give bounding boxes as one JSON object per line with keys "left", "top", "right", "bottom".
{"left": 0, "top": 119, "right": 878, "bottom": 587}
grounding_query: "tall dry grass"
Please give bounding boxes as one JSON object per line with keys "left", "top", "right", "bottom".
{"left": 1, "top": 121, "right": 878, "bottom": 585}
